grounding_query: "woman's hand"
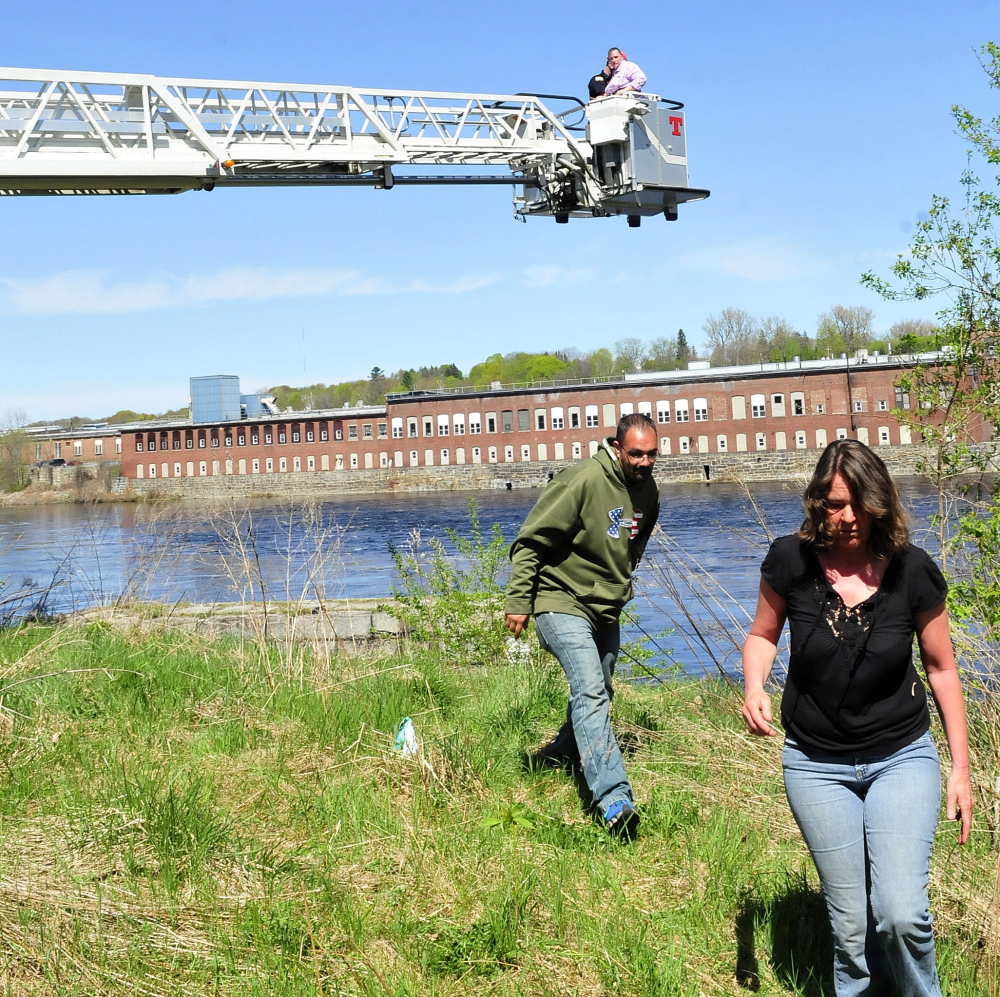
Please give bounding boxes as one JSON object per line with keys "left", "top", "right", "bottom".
{"left": 916, "top": 604, "right": 973, "bottom": 845}
{"left": 741, "top": 582, "right": 786, "bottom": 737}
{"left": 742, "top": 688, "right": 777, "bottom": 736}
{"left": 946, "top": 765, "right": 973, "bottom": 845}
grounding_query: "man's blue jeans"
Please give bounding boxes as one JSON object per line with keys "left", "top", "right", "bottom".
{"left": 534, "top": 612, "right": 632, "bottom": 813}
{"left": 783, "top": 732, "right": 942, "bottom": 997}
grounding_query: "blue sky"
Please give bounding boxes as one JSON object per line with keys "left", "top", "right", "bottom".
{"left": 1, "top": 0, "right": 996, "bottom": 420}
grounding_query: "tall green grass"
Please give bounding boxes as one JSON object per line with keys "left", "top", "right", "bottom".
{"left": 0, "top": 623, "right": 993, "bottom": 995}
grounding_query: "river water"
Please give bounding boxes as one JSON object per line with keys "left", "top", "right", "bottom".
{"left": 0, "top": 480, "right": 942, "bottom": 676}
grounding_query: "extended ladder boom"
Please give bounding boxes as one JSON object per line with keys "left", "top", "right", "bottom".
{"left": 0, "top": 67, "right": 709, "bottom": 224}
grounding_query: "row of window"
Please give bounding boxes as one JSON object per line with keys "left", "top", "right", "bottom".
{"left": 49, "top": 439, "right": 122, "bottom": 459}
{"left": 139, "top": 455, "right": 324, "bottom": 478}
{"left": 60, "top": 401, "right": 917, "bottom": 467}
{"left": 62, "top": 387, "right": 913, "bottom": 462}
{"left": 135, "top": 444, "right": 588, "bottom": 477}
{"left": 133, "top": 422, "right": 396, "bottom": 453}
{"left": 136, "top": 426, "right": 337, "bottom": 452}
{"left": 399, "top": 391, "right": 902, "bottom": 438}
{"left": 659, "top": 425, "right": 906, "bottom": 455}
{"left": 132, "top": 425, "right": 909, "bottom": 479}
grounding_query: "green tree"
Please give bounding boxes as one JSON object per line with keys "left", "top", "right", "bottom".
{"left": 107, "top": 409, "right": 156, "bottom": 424}
{"left": 370, "top": 366, "right": 385, "bottom": 381}
{"left": 401, "top": 369, "right": 415, "bottom": 391}
{"left": 524, "top": 355, "right": 567, "bottom": 381}
{"left": 468, "top": 353, "right": 504, "bottom": 386}
{"left": 556, "top": 347, "right": 592, "bottom": 379}
{"left": 0, "top": 411, "right": 30, "bottom": 492}
{"left": 861, "top": 44, "right": 1000, "bottom": 567}
{"left": 894, "top": 332, "right": 922, "bottom": 354}
{"left": 815, "top": 326, "right": 846, "bottom": 358}
{"left": 887, "top": 318, "right": 938, "bottom": 354}
{"left": 643, "top": 336, "right": 678, "bottom": 371}
{"left": 482, "top": 352, "right": 526, "bottom": 384}
{"left": 613, "top": 337, "right": 647, "bottom": 374}
{"left": 817, "top": 305, "right": 875, "bottom": 354}
{"left": 676, "top": 330, "right": 690, "bottom": 364}
{"left": 589, "top": 347, "right": 615, "bottom": 378}
{"left": 759, "top": 316, "right": 803, "bottom": 362}
{"left": 862, "top": 168, "right": 1000, "bottom": 474}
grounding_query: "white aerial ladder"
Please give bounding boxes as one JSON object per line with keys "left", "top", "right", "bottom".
{"left": 0, "top": 67, "right": 709, "bottom": 226}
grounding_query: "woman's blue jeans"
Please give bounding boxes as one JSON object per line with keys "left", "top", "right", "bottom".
{"left": 534, "top": 612, "right": 632, "bottom": 813}
{"left": 782, "top": 732, "right": 942, "bottom": 997}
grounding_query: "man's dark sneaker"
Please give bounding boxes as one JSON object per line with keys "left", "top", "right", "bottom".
{"left": 603, "top": 799, "right": 640, "bottom": 839}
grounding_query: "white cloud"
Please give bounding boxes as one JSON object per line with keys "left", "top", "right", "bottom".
{"left": 0, "top": 264, "right": 503, "bottom": 316}
{"left": 407, "top": 272, "right": 502, "bottom": 294}
{"left": 522, "top": 264, "right": 597, "bottom": 288}
{"left": 679, "top": 238, "right": 834, "bottom": 282}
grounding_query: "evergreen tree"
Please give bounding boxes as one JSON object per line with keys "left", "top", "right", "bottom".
{"left": 676, "top": 329, "right": 690, "bottom": 364}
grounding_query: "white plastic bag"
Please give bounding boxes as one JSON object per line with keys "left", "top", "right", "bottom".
{"left": 394, "top": 716, "right": 419, "bottom": 756}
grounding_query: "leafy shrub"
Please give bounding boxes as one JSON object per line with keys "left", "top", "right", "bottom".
{"left": 386, "top": 497, "right": 511, "bottom": 665}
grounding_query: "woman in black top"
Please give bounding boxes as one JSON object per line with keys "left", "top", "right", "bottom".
{"left": 742, "top": 440, "right": 972, "bottom": 997}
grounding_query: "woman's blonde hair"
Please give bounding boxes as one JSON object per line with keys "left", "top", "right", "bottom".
{"left": 798, "top": 439, "right": 909, "bottom": 558}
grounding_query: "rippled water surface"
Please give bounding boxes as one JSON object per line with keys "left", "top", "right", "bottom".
{"left": 0, "top": 479, "right": 941, "bottom": 673}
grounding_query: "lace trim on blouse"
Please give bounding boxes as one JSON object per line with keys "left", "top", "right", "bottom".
{"left": 823, "top": 590, "right": 875, "bottom": 645}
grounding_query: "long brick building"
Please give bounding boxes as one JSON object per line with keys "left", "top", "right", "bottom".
{"left": 383, "top": 352, "right": 931, "bottom": 469}
{"left": 30, "top": 351, "right": 964, "bottom": 487}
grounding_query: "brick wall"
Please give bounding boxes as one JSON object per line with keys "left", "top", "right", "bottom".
{"left": 384, "top": 363, "right": 934, "bottom": 466}
{"left": 31, "top": 433, "right": 121, "bottom": 464}
{"left": 122, "top": 413, "right": 390, "bottom": 480}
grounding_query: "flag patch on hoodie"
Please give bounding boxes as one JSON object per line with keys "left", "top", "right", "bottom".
{"left": 608, "top": 507, "right": 643, "bottom": 538}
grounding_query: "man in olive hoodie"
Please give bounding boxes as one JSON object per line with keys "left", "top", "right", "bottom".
{"left": 504, "top": 413, "right": 660, "bottom": 836}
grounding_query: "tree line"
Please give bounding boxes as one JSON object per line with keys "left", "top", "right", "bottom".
{"left": 702, "top": 307, "right": 940, "bottom": 366}
{"left": 26, "top": 304, "right": 939, "bottom": 431}
{"left": 265, "top": 307, "right": 938, "bottom": 410}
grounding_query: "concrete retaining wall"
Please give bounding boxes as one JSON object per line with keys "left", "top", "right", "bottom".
{"left": 116, "top": 445, "right": 938, "bottom": 500}
{"left": 72, "top": 599, "right": 404, "bottom": 644}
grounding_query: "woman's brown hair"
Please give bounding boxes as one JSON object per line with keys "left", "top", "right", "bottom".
{"left": 798, "top": 439, "right": 909, "bottom": 558}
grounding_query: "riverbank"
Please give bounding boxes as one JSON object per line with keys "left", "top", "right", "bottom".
{"left": 0, "top": 622, "right": 994, "bottom": 995}
{"left": 0, "top": 485, "right": 139, "bottom": 507}
{"left": 3, "top": 444, "right": 938, "bottom": 506}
